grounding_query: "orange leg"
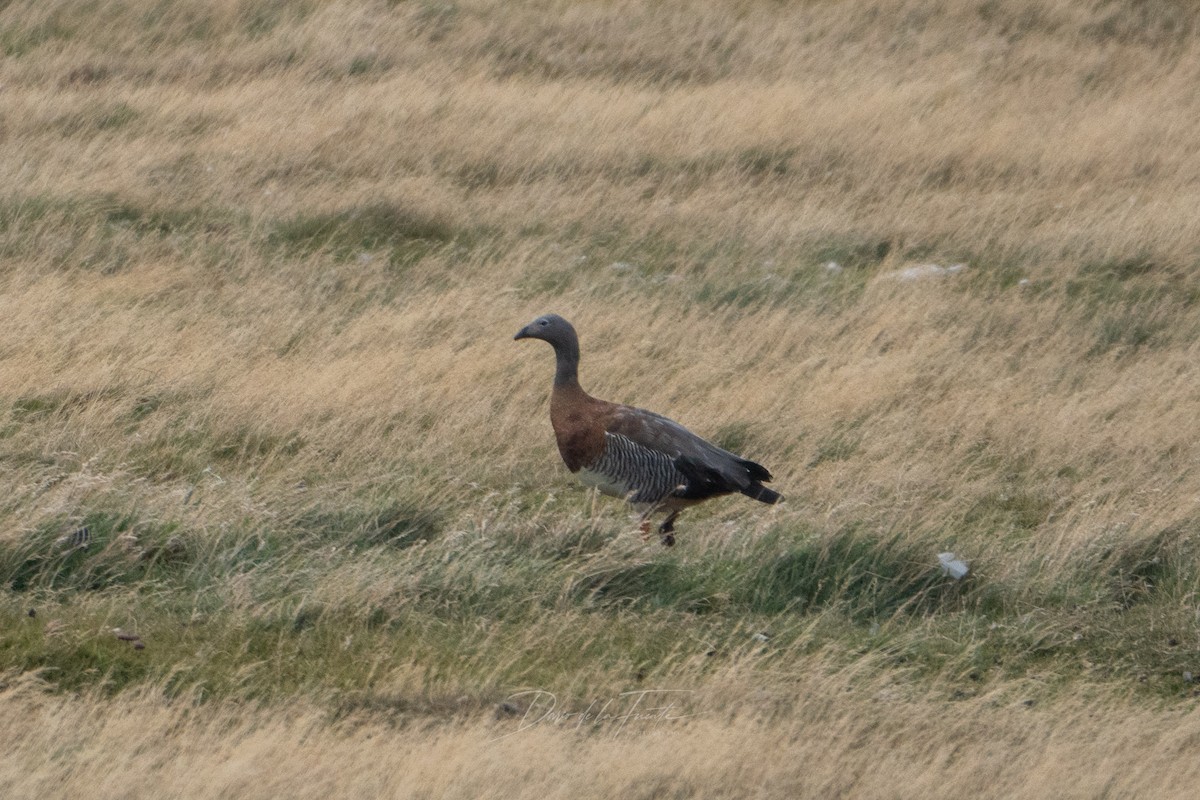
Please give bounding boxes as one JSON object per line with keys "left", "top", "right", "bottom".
{"left": 637, "top": 510, "right": 678, "bottom": 546}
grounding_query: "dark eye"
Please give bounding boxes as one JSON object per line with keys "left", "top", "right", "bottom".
{"left": 538, "top": 319, "right": 549, "bottom": 326}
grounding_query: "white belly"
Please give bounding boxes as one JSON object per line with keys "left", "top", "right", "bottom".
{"left": 576, "top": 467, "right": 630, "bottom": 499}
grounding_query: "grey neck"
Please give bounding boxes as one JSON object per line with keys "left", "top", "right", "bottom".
{"left": 552, "top": 337, "right": 581, "bottom": 388}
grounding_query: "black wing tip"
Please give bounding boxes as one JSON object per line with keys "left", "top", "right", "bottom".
{"left": 673, "top": 455, "right": 733, "bottom": 499}
{"left": 743, "top": 484, "right": 782, "bottom": 504}
{"left": 674, "top": 455, "right": 782, "bottom": 505}
{"left": 738, "top": 458, "right": 773, "bottom": 483}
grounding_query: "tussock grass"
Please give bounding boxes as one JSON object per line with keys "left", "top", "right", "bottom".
{"left": 4, "top": 0, "right": 1200, "bottom": 794}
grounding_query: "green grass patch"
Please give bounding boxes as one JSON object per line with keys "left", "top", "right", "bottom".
{"left": 0, "top": 13, "right": 73, "bottom": 57}
{"left": 1088, "top": 312, "right": 1168, "bottom": 356}
{"left": 3, "top": 509, "right": 1200, "bottom": 701}
{"left": 52, "top": 102, "right": 142, "bottom": 136}
{"left": 292, "top": 499, "right": 442, "bottom": 550}
{"left": 807, "top": 420, "right": 864, "bottom": 467}
{"left": 2, "top": 511, "right": 188, "bottom": 593}
{"left": 266, "top": 202, "right": 475, "bottom": 268}
{"left": 8, "top": 388, "right": 122, "bottom": 422}
{"left": 963, "top": 488, "right": 1055, "bottom": 534}
{"left": 102, "top": 199, "right": 243, "bottom": 236}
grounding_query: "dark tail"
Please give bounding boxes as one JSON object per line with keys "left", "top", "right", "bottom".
{"left": 742, "top": 483, "right": 782, "bottom": 504}
{"left": 674, "top": 454, "right": 782, "bottom": 504}
{"left": 737, "top": 457, "right": 779, "bottom": 504}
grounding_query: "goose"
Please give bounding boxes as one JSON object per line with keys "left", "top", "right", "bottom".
{"left": 515, "top": 314, "right": 781, "bottom": 545}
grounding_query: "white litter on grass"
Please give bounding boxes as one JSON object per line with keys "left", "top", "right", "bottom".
{"left": 609, "top": 261, "right": 635, "bottom": 272}
{"left": 885, "top": 263, "right": 967, "bottom": 282}
{"left": 938, "top": 552, "right": 970, "bottom": 580}
{"left": 823, "top": 260, "right": 843, "bottom": 274}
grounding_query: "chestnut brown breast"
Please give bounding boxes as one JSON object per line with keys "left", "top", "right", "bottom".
{"left": 549, "top": 382, "right": 608, "bottom": 472}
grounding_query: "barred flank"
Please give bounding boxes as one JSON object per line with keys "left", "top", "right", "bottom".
{"left": 591, "top": 433, "right": 685, "bottom": 504}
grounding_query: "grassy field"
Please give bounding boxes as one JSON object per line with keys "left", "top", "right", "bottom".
{"left": 3, "top": 0, "right": 1200, "bottom": 795}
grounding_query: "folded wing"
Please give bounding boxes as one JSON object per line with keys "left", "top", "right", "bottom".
{"left": 605, "top": 405, "right": 780, "bottom": 504}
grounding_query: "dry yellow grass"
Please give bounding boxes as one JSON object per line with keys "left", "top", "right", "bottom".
{"left": 5, "top": 668, "right": 1200, "bottom": 799}
{"left": 3, "top": 0, "right": 1200, "bottom": 795}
